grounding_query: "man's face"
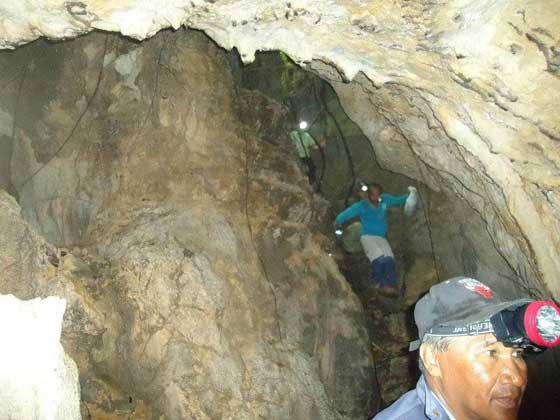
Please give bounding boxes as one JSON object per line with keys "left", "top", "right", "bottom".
{"left": 368, "top": 187, "right": 381, "bottom": 204}
{"left": 433, "top": 334, "right": 527, "bottom": 420}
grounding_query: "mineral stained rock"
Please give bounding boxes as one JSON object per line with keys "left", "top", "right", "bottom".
{"left": 0, "top": 0, "right": 557, "bottom": 298}
{"left": 0, "top": 294, "right": 81, "bottom": 420}
{"left": 0, "top": 30, "right": 375, "bottom": 419}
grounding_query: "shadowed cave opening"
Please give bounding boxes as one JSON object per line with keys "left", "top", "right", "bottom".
{"left": 0, "top": 28, "right": 558, "bottom": 419}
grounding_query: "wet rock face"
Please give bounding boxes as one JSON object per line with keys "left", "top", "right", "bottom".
{"left": 1, "top": 0, "right": 557, "bottom": 297}
{"left": 0, "top": 30, "right": 375, "bottom": 419}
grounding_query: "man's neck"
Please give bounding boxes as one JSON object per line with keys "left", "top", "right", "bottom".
{"left": 430, "top": 390, "right": 457, "bottom": 420}
{"left": 425, "top": 376, "right": 458, "bottom": 420}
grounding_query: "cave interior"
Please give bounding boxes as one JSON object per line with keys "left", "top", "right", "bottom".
{"left": 0, "top": 5, "right": 559, "bottom": 419}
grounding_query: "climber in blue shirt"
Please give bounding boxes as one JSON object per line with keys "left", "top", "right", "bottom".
{"left": 335, "top": 183, "right": 409, "bottom": 297}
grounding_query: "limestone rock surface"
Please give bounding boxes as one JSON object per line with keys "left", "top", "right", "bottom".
{"left": 0, "top": 188, "right": 129, "bottom": 417}
{"left": 0, "top": 294, "right": 81, "bottom": 420}
{"left": 0, "top": 30, "right": 375, "bottom": 419}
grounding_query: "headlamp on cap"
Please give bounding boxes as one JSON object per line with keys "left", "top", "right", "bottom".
{"left": 299, "top": 121, "right": 308, "bottom": 130}
{"left": 421, "top": 301, "right": 560, "bottom": 351}
{"left": 491, "top": 301, "right": 560, "bottom": 350}
{"left": 411, "top": 277, "right": 560, "bottom": 352}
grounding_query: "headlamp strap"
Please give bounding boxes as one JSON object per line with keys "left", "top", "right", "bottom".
{"left": 425, "top": 320, "right": 494, "bottom": 338}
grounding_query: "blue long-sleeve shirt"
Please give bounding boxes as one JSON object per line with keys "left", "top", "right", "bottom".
{"left": 373, "top": 375, "right": 452, "bottom": 419}
{"left": 335, "top": 193, "right": 408, "bottom": 237}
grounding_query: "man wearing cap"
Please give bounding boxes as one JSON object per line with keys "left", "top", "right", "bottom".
{"left": 374, "top": 276, "right": 560, "bottom": 420}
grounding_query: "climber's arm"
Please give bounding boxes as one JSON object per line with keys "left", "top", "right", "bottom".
{"left": 335, "top": 202, "right": 363, "bottom": 225}
{"left": 382, "top": 193, "right": 409, "bottom": 208}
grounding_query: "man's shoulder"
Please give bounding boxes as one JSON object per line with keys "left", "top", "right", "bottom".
{"left": 373, "top": 388, "right": 427, "bottom": 420}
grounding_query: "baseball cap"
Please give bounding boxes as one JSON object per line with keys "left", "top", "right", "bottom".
{"left": 409, "top": 276, "right": 531, "bottom": 351}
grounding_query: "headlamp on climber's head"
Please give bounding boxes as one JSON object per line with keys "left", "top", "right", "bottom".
{"left": 299, "top": 120, "right": 308, "bottom": 130}
{"left": 491, "top": 301, "right": 560, "bottom": 350}
{"left": 359, "top": 181, "right": 368, "bottom": 192}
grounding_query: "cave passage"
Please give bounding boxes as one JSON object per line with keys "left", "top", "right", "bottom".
{"left": 0, "top": 28, "right": 558, "bottom": 420}
{"left": 235, "top": 50, "right": 560, "bottom": 419}
{"left": 236, "top": 50, "right": 439, "bottom": 408}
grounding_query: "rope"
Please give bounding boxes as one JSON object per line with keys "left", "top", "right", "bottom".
{"left": 318, "top": 82, "right": 357, "bottom": 206}
{"left": 16, "top": 35, "right": 110, "bottom": 191}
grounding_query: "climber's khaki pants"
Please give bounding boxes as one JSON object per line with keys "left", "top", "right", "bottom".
{"left": 360, "top": 235, "right": 394, "bottom": 262}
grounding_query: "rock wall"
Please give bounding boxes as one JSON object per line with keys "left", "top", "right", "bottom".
{"left": 1, "top": 0, "right": 556, "bottom": 298}
{"left": 0, "top": 188, "right": 125, "bottom": 417}
{"left": 0, "top": 30, "right": 375, "bottom": 419}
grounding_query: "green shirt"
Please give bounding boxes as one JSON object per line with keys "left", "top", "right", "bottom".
{"left": 289, "top": 130, "right": 317, "bottom": 158}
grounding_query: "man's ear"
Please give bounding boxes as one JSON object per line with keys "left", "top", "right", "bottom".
{"left": 420, "top": 344, "right": 442, "bottom": 378}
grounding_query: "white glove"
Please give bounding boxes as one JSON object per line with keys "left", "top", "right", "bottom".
{"left": 404, "top": 186, "right": 418, "bottom": 216}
